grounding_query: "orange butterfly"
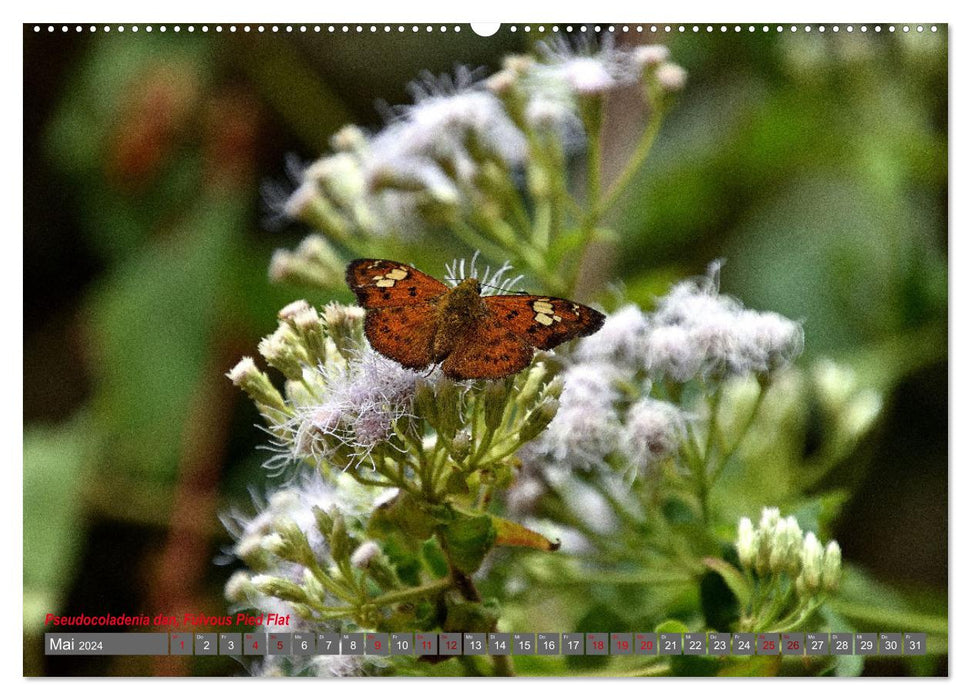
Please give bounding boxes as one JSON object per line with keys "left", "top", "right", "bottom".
{"left": 346, "top": 259, "right": 605, "bottom": 380}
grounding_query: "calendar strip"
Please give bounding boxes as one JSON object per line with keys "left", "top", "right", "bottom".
{"left": 44, "top": 631, "right": 927, "bottom": 656}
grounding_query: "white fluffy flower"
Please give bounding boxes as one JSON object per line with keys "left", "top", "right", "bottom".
{"left": 532, "top": 35, "right": 642, "bottom": 96}
{"left": 643, "top": 323, "right": 705, "bottom": 381}
{"left": 222, "top": 470, "right": 371, "bottom": 565}
{"left": 559, "top": 361, "right": 623, "bottom": 409}
{"left": 574, "top": 304, "right": 650, "bottom": 368}
{"left": 220, "top": 471, "right": 377, "bottom": 634}
{"left": 519, "top": 360, "right": 624, "bottom": 474}
{"left": 540, "top": 403, "right": 624, "bottom": 472}
{"left": 308, "top": 654, "right": 366, "bottom": 677}
{"left": 644, "top": 265, "right": 803, "bottom": 381}
{"left": 285, "top": 349, "right": 421, "bottom": 465}
{"left": 399, "top": 68, "right": 527, "bottom": 166}
{"left": 623, "top": 398, "right": 687, "bottom": 467}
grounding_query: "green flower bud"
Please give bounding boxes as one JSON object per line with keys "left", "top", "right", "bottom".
{"left": 450, "top": 430, "right": 473, "bottom": 461}
{"left": 544, "top": 375, "right": 565, "bottom": 401}
{"left": 289, "top": 306, "right": 328, "bottom": 365}
{"left": 224, "top": 571, "right": 257, "bottom": 604}
{"left": 351, "top": 541, "right": 399, "bottom": 591}
{"left": 435, "top": 380, "right": 462, "bottom": 439}
{"left": 800, "top": 532, "right": 825, "bottom": 593}
{"left": 323, "top": 302, "right": 365, "bottom": 360}
{"left": 759, "top": 507, "right": 781, "bottom": 532}
{"left": 258, "top": 324, "right": 310, "bottom": 381}
{"left": 483, "top": 379, "right": 511, "bottom": 433}
{"left": 784, "top": 517, "right": 805, "bottom": 576}
{"left": 252, "top": 575, "right": 309, "bottom": 604}
{"left": 260, "top": 533, "right": 287, "bottom": 559}
{"left": 515, "top": 361, "right": 549, "bottom": 409}
{"left": 274, "top": 519, "right": 316, "bottom": 567}
{"left": 768, "top": 520, "right": 790, "bottom": 574}
{"left": 302, "top": 567, "right": 328, "bottom": 603}
{"left": 226, "top": 357, "right": 289, "bottom": 418}
{"left": 284, "top": 378, "right": 314, "bottom": 407}
{"left": 413, "top": 380, "right": 438, "bottom": 426}
{"left": 519, "top": 399, "right": 559, "bottom": 443}
{"left": 269, "top": 234, "right": 345, "bottom": 288}
{"left": 330, "top": 512, "right": 350, "bottom": 565}
{"left": 277, "top": 299, "right": 311, "bottom": 322}
{"left": 234, "top": 532, "right": 273, "bottom": 571}
{"left": 298, "top": 193, "right": 352, "bottom": 242}
{"left": 822, "top": 541, "right": 843, "bottom": 592}
{"left": 350, "top": 541, "right": 381, "bottom": 569}
{"left": 312, "top": 505, "right": 334, "bottom": 539}
{"left": 754, "top": 508, "right": 789, "bottom": 575}
{"left": 736, "top": 517, "right": 757, "bottom": 570}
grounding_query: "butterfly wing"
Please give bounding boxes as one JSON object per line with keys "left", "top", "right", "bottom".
{"left": 483, "top": 295, "right": 606, "bottom": 350}
{"left": 346, "top": 259, "right": 448, "bottom": 309}
{"left": 441, "top": 315, "right": 534, "bottom": 380}
{"left": 346, "top": 259, "right": 447, "bottom": 369}
{"left": 363, "top": 303, "right": 439, "bottom": 369}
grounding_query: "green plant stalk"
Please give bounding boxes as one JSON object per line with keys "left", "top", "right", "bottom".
{"left": 698, "top": 385, "right": 725, "bottom": 523}
{"left": 306, "top": 560, "right": 359, "bottom": 604}
{"left": 367, "top": 578, "right": 452, "bottom": 607}
{"left": 826, "top": 599, "right": 949, "bottom": 636}
{"left": 567, "top": 96, "right": 605, "bottom": 295}
{"left": 710, "top": 379, "right": 768, "bottom": 486}
{"left": 595, "top": 102, "right": 668, "bottom": 218}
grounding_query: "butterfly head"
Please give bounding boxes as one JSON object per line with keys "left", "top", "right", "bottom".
{"left": 449, "top": 277, "right": 482, "bottom": 299}
{"left": 438, "top": 277, "right": 486, "bottom": 335}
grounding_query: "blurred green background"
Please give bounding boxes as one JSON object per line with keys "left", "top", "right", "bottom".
{"left": 22, "top": 24, "right": 946, "bottom": 676}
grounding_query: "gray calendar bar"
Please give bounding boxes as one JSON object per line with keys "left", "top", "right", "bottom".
{"left": 42, "top": 630, "right": 932, "bottom": 656}
{"left": 45, "top": 633, "right": 168, "bottom": 655}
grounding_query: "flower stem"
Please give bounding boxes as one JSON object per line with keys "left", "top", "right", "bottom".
{"left": 596, "top": 103, "right": 667, "bottom": 218}
{"left": 368, "top": 578, "right": 452, "bottom": 607}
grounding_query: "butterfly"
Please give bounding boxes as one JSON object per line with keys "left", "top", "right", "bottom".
{"left": 346, "top": 259, "right": 606, "bottom": 380}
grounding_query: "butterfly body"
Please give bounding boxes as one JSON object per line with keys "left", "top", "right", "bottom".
{"left": 432, "top": 278, "right": 486, "bottom": 360}
{"left": 346, "top": 259, "right": 605, "bottom": 380}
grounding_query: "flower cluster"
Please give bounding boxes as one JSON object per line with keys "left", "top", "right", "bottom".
{"left": 575, "top": 265, "right": 805, "bottom": 383}
{"left": 222, "top": 471, "right": 396, "bottom": 677}
{"left": 221, "top": 470, "right": 374, "bottom": 627}
{"left": 227, "top": 290, "right": 564, "bottom": 675}
{"left": 516, "top": 267, "right": 803, "bottom": 490}
{"left": 733, "top": 508, "right": 842, "bottom": 632}
{"left": 267, "top": 37, "right": 687, "bottom": 295}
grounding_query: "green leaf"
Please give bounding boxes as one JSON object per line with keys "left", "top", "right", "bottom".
{"left": 23, "top": 416, "right": 91, "bottom": 634}
{"left": 440, "top": 514, "right": 497, "bottom": 574}
{"left": 699, "top": 568, "right": 741, "bottom": 632}
{"left": 421, "top": 538, "right": 449, "bottom": 578}
{"left": 444, "top": 599, "right": 499, "bottom": 634}
{"left": 368, "top": 491, "right": 439, "bottom": 541}
{"left": 654, "top": 619, "right": 689, "bottom": 634}
{"left": 492, "top": 515, "right": 560, "bottom": 552}
{"left": 703, "top": 557, "right": 752, "bottom": 609}
{"left": 86, "top": 194, "right": 242, "bottom": 488}
{"left": 829, "top": 566, "right": 948, "bottom": 637}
